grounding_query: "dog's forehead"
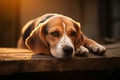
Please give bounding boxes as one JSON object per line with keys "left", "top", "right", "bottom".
{"left": 47, "top": 16, "right": 75, "bottom": 30}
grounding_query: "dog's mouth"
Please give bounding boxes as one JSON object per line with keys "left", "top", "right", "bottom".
{"left": 51, "top": 52, "right": 74, "bottom": 59}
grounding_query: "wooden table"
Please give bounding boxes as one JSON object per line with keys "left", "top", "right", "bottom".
{"left": 0, "top": 43, "right": 120, "bottom": 75}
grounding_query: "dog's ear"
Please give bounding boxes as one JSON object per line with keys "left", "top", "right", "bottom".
{"left": 73, "top": 21, "right": 84, "bottom": 49}
{"left": 25, "top": 23, "right": 50, "bottom": 54}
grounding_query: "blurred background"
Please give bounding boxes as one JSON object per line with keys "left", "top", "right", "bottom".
{"left": 0, "top": 0, "right": 120, "bottom": 47}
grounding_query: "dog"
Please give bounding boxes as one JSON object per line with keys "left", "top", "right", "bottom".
{"left": 17, "top": 13, "right": 106, "bottom": 59}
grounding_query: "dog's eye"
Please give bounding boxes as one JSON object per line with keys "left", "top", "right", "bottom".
{"left": 70, "top": 31, "right": 76, "bottom": 37}
{"left": 50, "top": 31, "right": 60, "bottom": 37}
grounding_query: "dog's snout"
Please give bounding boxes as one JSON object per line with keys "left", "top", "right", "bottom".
{"left": 63, "top": 46, "right": 73, "bottom": 55}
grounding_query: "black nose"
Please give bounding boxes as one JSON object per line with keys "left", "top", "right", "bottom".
{"left": 63, "top": 46, "right": 73, "bottom": 55}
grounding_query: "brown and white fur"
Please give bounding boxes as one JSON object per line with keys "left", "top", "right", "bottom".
{"left": 17, "top": 13, "right": 106, "bottom": 59}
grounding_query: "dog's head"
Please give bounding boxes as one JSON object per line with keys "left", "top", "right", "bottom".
{"left": 26, "top": 15, "right": 84, "bottom": 59}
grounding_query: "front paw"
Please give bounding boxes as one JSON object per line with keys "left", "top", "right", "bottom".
{"left": 76, "top": 46, "right": 89, "bottom": 56}
{"left": 88, "top": 44, "right": 106, "bottom": 55}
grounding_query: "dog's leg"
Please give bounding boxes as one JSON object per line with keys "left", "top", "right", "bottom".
{"left": 84, "top": 37, "right": 106, "bottom": 55}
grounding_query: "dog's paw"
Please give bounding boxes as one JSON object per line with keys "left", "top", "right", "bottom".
{"left": 88, "top": 44, "right": 106, "bottom": 55}
{"left": 75, "top": 46, "right": 89, "bottom": 56}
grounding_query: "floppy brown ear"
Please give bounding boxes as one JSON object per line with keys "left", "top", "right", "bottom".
{"left": 74, "top": 22, "right": 84, "bottom": 49}
{"left": 25, "top": 23, "right": 50, "bottom": 54}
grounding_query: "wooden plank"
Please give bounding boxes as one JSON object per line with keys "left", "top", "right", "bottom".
{"left": 0, "top": 43, "right": 120, "bottom": 75}
{"left": 0, "top": 48, "right": 33, "bottom": 61}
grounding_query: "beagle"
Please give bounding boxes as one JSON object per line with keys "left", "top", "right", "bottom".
{"left": 17, "top": 13, "right": 106, "bottom": 59}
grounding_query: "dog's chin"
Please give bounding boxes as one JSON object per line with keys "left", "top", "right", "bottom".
{"left": 51, "top": 52, "right": 73, "bottom": 59}
{"left": 50, "top": 49, "right": 74, "bottom": 59}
